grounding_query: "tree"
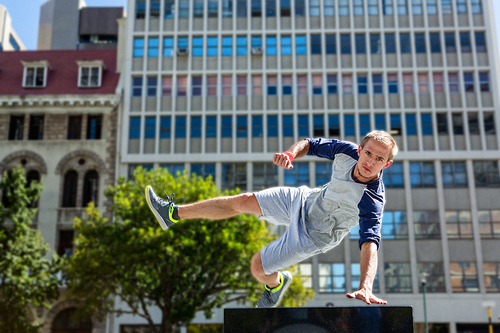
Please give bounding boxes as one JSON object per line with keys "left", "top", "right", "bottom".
{"left": 65, "top": 167, "right": 313, "bottom": 333}
{"left": 0, "top": 167, "right": 61, "bottom": 333}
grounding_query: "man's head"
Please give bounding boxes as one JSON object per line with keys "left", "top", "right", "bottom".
{"left": 354, "top": 131, "right": 398, "bottom": 182}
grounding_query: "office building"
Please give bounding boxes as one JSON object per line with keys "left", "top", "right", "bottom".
{"left": 0, "top": 4, "right": 25, "bottom": 51}
{"left": 116, "top": 0, "right": 500, "bottom": 332}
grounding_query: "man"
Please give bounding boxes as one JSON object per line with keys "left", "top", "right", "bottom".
{"left": 146, "top": 130, "right": 398, "bottom": 308}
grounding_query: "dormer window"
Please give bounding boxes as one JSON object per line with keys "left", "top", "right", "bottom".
{"left": 21, "top": 61, "right": 51, "bottom": 88}
{"left": 77, "top": 60, "right": 106, "bottom": 88}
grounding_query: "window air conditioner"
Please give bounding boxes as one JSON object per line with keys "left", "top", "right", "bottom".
{"left": 251, "top": 47, "right": 263, "bottom": 55}
{"left": 177, "top": 47, "right": 189, "bottom": 55}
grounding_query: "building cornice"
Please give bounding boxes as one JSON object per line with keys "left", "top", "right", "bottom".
{"left": 0, "top": 94, "right": 121, "bottom": 108}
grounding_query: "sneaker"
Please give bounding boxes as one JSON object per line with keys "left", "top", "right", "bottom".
{"left": 145, "top": 185, "right": 180, "bottom": 230}
{"left": 256, "top": 271, "right": 292, "bottom": 308}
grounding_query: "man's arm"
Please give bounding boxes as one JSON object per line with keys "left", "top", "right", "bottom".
{"left": 273, "top": 140, "right": 310, "bottom": 169}
{"left": 346, "top": 241, "right": 387, "bottom": 305}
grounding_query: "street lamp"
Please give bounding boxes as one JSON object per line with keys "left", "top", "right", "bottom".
{"left": 420, "top": 272, "right": 430, "bottom": 333}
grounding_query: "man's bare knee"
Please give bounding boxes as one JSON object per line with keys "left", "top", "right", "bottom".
{"left": 251, "top": 252, "right": 266, "bottom": 278}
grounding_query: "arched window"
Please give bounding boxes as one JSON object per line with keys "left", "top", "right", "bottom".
{"left": 26, "top": 170, "right": 40, "bottom": 208}
{"left": 52, "top": 307, "right": 92, "bottom": 333}
{"left": 62, "top": 170, "right": 78, "bottom": 208}
{"left": 82, "top": 170, "right": 99, "bottom": 207}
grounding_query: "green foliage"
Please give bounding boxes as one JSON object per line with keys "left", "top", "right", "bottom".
{"left": 65, "top": 167, "right": 313, "bottom": 333}
{"left": 0, "top": 166, "right": 61, "bottom": 333}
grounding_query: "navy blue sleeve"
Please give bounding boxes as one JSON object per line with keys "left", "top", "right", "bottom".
{"left": 357, "top": 189, "right": 384, "bottom": 250}
{"left": 307, "top": 138, "right": 359, "bottom": 160}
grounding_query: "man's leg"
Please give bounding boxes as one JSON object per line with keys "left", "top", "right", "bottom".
{"left": 251, "top": 251, "right": 280, "bottom": 288}
{"left": 178, "top": 193, "right": 262, "bottom": 220}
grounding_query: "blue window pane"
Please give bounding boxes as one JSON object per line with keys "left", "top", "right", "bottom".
{"left": 191, "top": 116, "right": 201, "bottom": 138}
{"left": 406, "top": 114, "right": 417, "bottom": 135}
{"left": 340, "top": 34, "right": 351, "bottom": 54}
{"left": 222, "top": 36, "right": 233, "bottom": 56}
{"left": 359, "top": 114, "right": 370, "bottom": 136}
{"left": 375, "top": 114, "right": 386, "bottom": 131}
{"left": 207, "top": 37, "right": 218, "bottom": 56}
{"left": 175, "top": 116, "right": 186, "bottom": 138}
{"left": 237, "top": 116, "right": 247, "bottom": 138}
{"left": 145, "top": 117, "right": 156, "bottom": 138}
{"left": 421, "top": 113, "right": 433, "bottom": 135}
{"left": 298, "top": 115, "right": 309, "bottom": 137}
{"left": 160, "top": 117, "right": 171, "bottom": 138}
{"left": 251, "top": 36, "right": 262, "bottom": 47}
{"left": 283, "top": 115, "right": 294, "bottom": 137}
{"left": 193, "top": 37, "right": 203, "bottom": 56}
{"left": 206, "top": 116, "right": 217, "bottom": 138}
{"left": 237, "top": 36, "right": 247, "bottom": 55}
{"left": 129, "top": 117, "right": 141, "bottom": 139}
{"left": 252, "top": 115, "right": 263, "bottom": 137}
{"left": 281, "top": 36, "right": 292, "bottom": 55}
{"left": 344, "top": 114, "right": 355, "bottom": 136}
{"left": 268, "top": 115, "right": 278, "bottom": 137}
{"left": 148, "top": 37, "right": 159, "bottom": 57}
{"left": 266, "top": 36, "right": 277, "bottom": 55}
{"left": 133, "top": 38, "right": 144, "bottom": 57}
{"left": 221, "top": 116, "right": 232, "bottom": 137}
{"left": 163, "top": 37, "right": 174, "bottom": 57}
{"left": 325, "top": 34, "right": 336, "bottom": 54}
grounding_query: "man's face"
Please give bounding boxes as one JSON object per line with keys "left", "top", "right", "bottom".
{"left": 354, "top": 138, "right": 393, "bottom": 182}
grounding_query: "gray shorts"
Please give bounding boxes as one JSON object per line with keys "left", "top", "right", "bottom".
{"left": 254, "top": 186, "right": 322, "bottom": 275}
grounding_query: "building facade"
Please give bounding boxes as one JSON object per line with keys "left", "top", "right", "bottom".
{"left": 0, "top": 49, "right": 121, "bottom": 333}
{"left": 117, "top": 0, "right": 500, "bottom": 332}
{"left": 0, "top": 5, "right": 25, "bottom": 51}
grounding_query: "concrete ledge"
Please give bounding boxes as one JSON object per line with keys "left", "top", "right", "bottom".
{"left": 224, "top": 306, "right": 414, "bottom": 333}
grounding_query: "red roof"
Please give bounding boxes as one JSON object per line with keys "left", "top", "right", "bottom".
{"left": 0, "top": 49, "right": 119, "bottom": 95}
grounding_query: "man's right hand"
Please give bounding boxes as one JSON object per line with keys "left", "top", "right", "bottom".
{"left": 273, "top": 152, "right": 293, "bottom": 169}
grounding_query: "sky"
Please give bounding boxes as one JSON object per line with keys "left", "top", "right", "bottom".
{"left": 1, "top": 0, "right": 500, "bottom": 56}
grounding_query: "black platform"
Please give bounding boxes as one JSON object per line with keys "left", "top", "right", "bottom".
{"left": 224, "top": 306, "right": 414, "bottom": 333}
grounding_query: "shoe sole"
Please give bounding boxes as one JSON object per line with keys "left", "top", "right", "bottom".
{"left": 145, "top": 185, "right": 168, "bottom": 230}
{"left": 272, "top": 271, "right": 293, "bottom": 308}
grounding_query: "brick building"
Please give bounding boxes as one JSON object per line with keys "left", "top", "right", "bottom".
{"left": 0, "top": 48, "right": 121, "bottom": 333}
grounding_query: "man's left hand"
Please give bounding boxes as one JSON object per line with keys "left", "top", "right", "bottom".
{"left": 346, "top": 288, "right": 387, "bottom": 305}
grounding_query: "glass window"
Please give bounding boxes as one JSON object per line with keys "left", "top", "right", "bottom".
{"left": 253, "top": 162, "right": 278, "bottom": 190}
{"left": 412, "top": 0, "right": 423, "bottom": 14}
{"left": 383, "top": 0, "right": 394, "bottom": 14}
{"left": 207, "top": 76, "right": 217, "bottom": 96}
{"left": 237, "top": 116, "right": 248, "bottom": 138}
{"left": 463, "top": 72, "right": 474, "bottom": 93}
{"left": 344, "top": 114, "right": 355, "bottom": 136}
{"left": 164, "top": 1, "right": 175, "bottom": 18}
{"left": 281, "top": 35, "right": 292, "bottom": 55}
{"left": 478, "top": 210, "right": 500, "bottom": 239}
{"left": 222, "top": 76, "right": 232, "bottom": 96}
{"left": 353, "top": 0, "right": 364, "bottom": 15}
{"left": 359, "top": 114, "right": 370, "bottom": 136}
{"left": 267, "top": 115, "right": 278, "bottom": 137}
{"left": 282, "top": 115, "right": 293, "bottom": 137}
{"left": 372, "top": 74, "right": 383, "bottom": 94}
{"left": 456, "top": 0, "right": 466, "bottom": 13}
{"left": 221, "top": 163, "right": 247, "bottom": 191}
{"left": 297, "top": 75, "right": 307, "bottom": 95}
{"left": 441, "top": 0, "right": 452, "bottom": 14}
{"left": 148, "top": 37, "right": 159, "bottom": 57}
{"left": 163, "top": 37, "right": 173, "bottom": 57}
{"left": 266, "top": 35, "right": 277, "bottom": 55}
{"left": 222, "top": 36, "right": 232, "bottom": 56}
{"left": 191, "top": 164, "right": 216, "bottom": 180}
{"left": 413, "top": 211, "right": 440, "bottom": 239}
{"left": 313, "top": 115, "right": 324, "bottom": 137}
{"left": 473, "top": 161, "right": 500, "bottom": 187}
{"left": 192, "top": 76, "right": 202, "bottom": 96}
{"left": 310, "top": 0, "right": 320, "bottom": 16}
{"left": 370, "top": 33, "right": 381, "bottom": 54}
{"left": 146, "top": 76, "right": 157, "bottom": 97}
{"left": 450, "top": 262, "right": 479, "bottom": 293}
{"left": 433, "top": 73, "right": 444, "bottom": 93}
{"left": 178, "top": 0, "right": 189, "bottom": 17}
{"left": 177, "top": 76, "right": 187, "bottom": 96}
{"left": 385, "top": 263, "right": 412, "bottom": 293}
{"left": 192, "top": 37, "right": 203, "bottom": 57}
{"left": 319, "top": 263, "right": 346, "bottom": 293}
{"left": 129, "top": 117, "right": 141, "bottom": 139}
{"left": 484, "top": 262, "right": 500, "bottom": 292}
{"left": 448, "top": 73, "right": 459, "bottom": 93}
{"left": 475, "top": 32, "right": 486, "bottom": 53}
{"left": 162, "top": 76, "right": 172, "bottom": 96}
{"left": 327, "top": 75, "right": 338, "bottom": 94}
{"left": 237, "top": 0, "right": 247, "bottom": 17}
{"left": 221, "top": 116, "right": 232, "bottom": 138}
{"left": 133, "top": 37, "right": 144, "bottom": 57}
{"left": 400, "top": 33, "right": 411, "bottom": 53}
{"left": 415, "top": 33, "right": 426, "bottom": 53}
{"left": 406, "top": 113, "right": 417, "bottom": 135}
{"left": 136, "top": 0, "right": 146, "bottom": 18}
{"left": 280, "top": 0, "right": 291, "bottom": 16}
{"left": 284, "top": 162, "right": 309, "bottom": 186}
{"left": 208, "top": 0, "right": 218, "bottom": 17}
{"left": 382, "top": 211, "right": 408, "bottom": 239}
{"left": 410, "top": 162, "right": 435, "bottom": 188}
{"left": 282, "top": 75, "right": 293, "bottom": 95}
{"left": 388, "top": 74, "right": 398, "bottom": 94}
{"left": 252, "top": 75, "right": 262, "bottom": 96}
{"left": 237, "top": 76, "right": 247, "bottom": 96}
{"left": 251, "top": 35, "right": 262, "bottom": 49}
{"left": 427, "top": 0, "right": 437, "bottom": 14}
{"left": 339, "top": 0, "right": 349, "bottom": 16}
{"left": 421, "top": 113, "right": 433, "bottom": 135}
{"left": 324, "top": 0, "right": 334, "bottom": 16}
{"left": 207, "top": 36, "right": 218, "bottom": 56}
{"left": 452, "top": 112, "right": 464, "bottom": 135}
{"left": 193, "top": 0, "right": 204, "bottom": 18}
{"left": 132, "top": 77, "right": 143, "bottom": 97}
{"left": 355, "top": 34, "right": 366, "bottom": 54}
{"left": 403, "top": 73, "right": 413, "bottom": 93}
{"left": 175, "top": 116, "right": 186, "bottom": 138}
{"left": 190, "top": 116, "right": 201, "bottom": 138}
{"left": 479, "top": 72, "right": 490, "bottom": 92}
{"left": 441, "top": 161, "right": 467, "bottom": 188}
{"left": 160, "top": 116, "right": 171, "bottom": 139}
{"left": 385, "top": 161, "right": 404, "bottom": 188}
{"left": 471, "top": 0, "right": 482, "bottom": 14}
{"left": 417, "top": 263, "right": 446, "bottom": 292}
{"left": 329, "top": 114, "right": 340, "bottom": 136}
{"left": 375, "top": 114, "right": 386, "bottom": 131}
{"left": 325, "top": 34, "right": 336, "bottom": 54}
{"left": 358, "top": 75, "right": 368, "bottom": 95}
{"left": 340, "top": 34, "right": 351, "bottom": 54}
{"left": 436, "top": 113, "right": 448, "bottom": 134}
{"left": 397, "top": 0, "right": 408, "bottom": 14}
{"left": 296, "top": 35, "right": 307, "bottom": 55}
{"left": 390, "top": 113, "right": 402, "bottom": 135}
{"left": 266, "top": 0, "right": 276, "bottom": 16}
{"left": 368, "top": 0, "right": 379, "bottom": 15}
{"left": 252, "top": 115, "right": 263, "bottom": 138}
{"left": 460, "top": 32, "right": 471, "bottom": 53}
{"left": 342, "top": 74, "right": 353, "bottom": 95}
{"left": 311, "top": 34, "right": 321, "bottom": 54}
{"left": 418, "top": 73, "right": 429, "bottom": 94}
{"left": 237, "top": 36, "right": 247, "bottom": 55}
{"left": 295, "top": 0, "right": 305, "bottom": 16}
{"left": 445, "top": 33, "right": 456, "bottom": 53}
{"left": 429, "top": 33, "right": 441, "bottom": 53}
{"left": 484, "top": 112, "right": 496, "bottom": 134}
{"left": 223, "top": 0, "right": 233, "bottom": 17}
{"left": 206, "top": 116, "right": 217, "bottom": 138}
{"left": 312, "top": 75, "right": 322, "bottom": 95}
{"left": 267, "top": 75, "right": 277, "bottom": 95}
{"left": 251, "top": 0, "right": 262, "bottom": 17}
{"left": 385, "top": 33, "right": 396, "bottom": 54}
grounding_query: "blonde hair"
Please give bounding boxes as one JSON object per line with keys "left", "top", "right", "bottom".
{"left": 361, "top": 130, "right": 398, "bottom": 161}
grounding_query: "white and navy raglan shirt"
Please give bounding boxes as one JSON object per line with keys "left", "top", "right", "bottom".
{"left": 301, "top": 138, "right": 385, "bottom": 253}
